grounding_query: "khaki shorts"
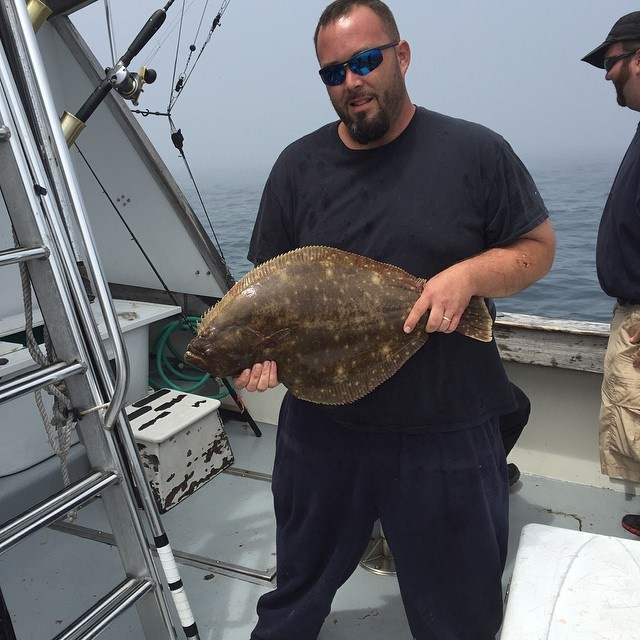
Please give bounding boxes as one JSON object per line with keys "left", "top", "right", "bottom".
{"left": 600, "top": 304, "right": 640, "bottom": 482}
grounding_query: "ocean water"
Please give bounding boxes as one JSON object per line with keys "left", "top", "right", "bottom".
{"left": 186, "top": 155, "right": 620, "bottom": 325}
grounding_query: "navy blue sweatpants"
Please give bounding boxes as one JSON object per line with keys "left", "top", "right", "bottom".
{"left": 251, "top": 394, "right": 509, "bottom": 640}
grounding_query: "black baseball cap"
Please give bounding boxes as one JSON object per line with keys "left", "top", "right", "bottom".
{"left": 582, "top": 12, "right": 640, "bottom": 68}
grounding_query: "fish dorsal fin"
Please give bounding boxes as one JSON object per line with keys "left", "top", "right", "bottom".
{"left": 197, "top": 303, "right": 219, "bottom": 333}
{"left": 247, "top": 245, "right": 415, "bottom": 282}
{"left": 211, "top": 246, "right": 392, "bottom": 312}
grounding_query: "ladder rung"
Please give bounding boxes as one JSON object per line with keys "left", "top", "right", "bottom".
{"left": 0, "top": 470, "right": 119, "bottom": 554}
{"left": 0, "top": 245, "right": 49, "bottom": 267}
{"left": 52, "top": 577, "right": 154, "bottom": 640}
{"left": 0, "top": 360, "right": 85, "bottom": 404}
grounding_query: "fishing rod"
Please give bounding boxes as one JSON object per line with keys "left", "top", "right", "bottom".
{"left": 60, "top": 2, "right": 177, "bottom": 146}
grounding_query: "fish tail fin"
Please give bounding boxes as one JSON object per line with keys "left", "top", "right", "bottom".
{"left": 455, "top": 296, "right": 493, "bottom": 342}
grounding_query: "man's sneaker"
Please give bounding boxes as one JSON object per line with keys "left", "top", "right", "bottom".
{"left": 507, "top": 463, "right": 520, "bottom": 487}
{"left": 621, "top": 514, "right": 640, "bottom": 537}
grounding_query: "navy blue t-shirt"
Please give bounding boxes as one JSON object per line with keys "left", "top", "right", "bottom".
{"left": 596, "top": 122, "right": 640, "bottom": 303}
{"left": 248, "top": 107, "right": 548, "bottom": 432}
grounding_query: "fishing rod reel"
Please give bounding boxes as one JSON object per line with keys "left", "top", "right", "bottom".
{"left": 107, "top": 63, "right": 157, "bottom": 105}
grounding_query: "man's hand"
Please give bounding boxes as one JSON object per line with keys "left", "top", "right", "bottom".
{"left": 403, "top": 219, "right": 555, "bottom": 335}
{"left": 403, "top": 262, "right": 473, "bottom": 335}
{"left": 234, "top": 361, "right": 280, "bottom": 391}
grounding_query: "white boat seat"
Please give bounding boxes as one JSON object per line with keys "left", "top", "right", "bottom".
{"left": 501, "top": 522, "right": 640, "bottom": 639}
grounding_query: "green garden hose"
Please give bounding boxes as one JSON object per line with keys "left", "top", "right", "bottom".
{"left": 149, "top": 316, "right": 230, "bottom": 399}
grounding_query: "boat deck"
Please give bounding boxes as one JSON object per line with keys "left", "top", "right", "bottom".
{"left": 1, "top": 411, "right": 638, "bottom": 640}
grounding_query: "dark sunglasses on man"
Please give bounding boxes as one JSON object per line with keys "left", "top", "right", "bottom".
{"left": 319, "top": 41, "right": 399, "bottom": 86}
{"left": 603, "top": 49, "right": 638, "bottom": 73}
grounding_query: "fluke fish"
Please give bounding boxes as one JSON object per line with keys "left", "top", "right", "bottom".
{"left": 184, "top": 246, "right": 493, "bottom": 405}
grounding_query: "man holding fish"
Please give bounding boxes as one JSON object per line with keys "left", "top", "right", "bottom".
{"left": 235, "top": 1, "right": 555, "bottom": 638}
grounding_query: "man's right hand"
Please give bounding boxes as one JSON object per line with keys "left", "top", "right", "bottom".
{"left": 234, "top": 361, "right": 280, "bottom": 392}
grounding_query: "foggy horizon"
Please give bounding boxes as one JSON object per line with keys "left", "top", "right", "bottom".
{"left": 71, "top": 1, "right": 640, "bottom": 182}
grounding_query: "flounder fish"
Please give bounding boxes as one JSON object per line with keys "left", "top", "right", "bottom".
{"left": 184, "top": 246, "right": 493, "bottom": 405}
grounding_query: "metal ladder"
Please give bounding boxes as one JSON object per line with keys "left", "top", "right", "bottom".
{"left": 0, "top": 1, "right": 196, "bottom": 638}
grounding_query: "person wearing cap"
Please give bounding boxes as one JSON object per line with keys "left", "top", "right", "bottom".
{"left": 582, "top": 12, "right": 640, "bottom": 538}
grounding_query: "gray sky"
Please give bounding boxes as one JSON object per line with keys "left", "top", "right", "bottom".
{"left": 71, "top": 1, "right": 640, "bottom": 183}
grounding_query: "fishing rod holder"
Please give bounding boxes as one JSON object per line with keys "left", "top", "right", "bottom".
{"left": 26, "top": 0, "right": 51, "bottom": 31}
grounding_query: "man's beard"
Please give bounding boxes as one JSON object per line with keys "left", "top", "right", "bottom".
{"left": 614, "top": 63, "right": 630, "bottom": 107}
{"left": 331, "top": 78, "right": 404, "bottom": 145}
{"left": 345, "top": 106, "right": 391, "bottom": 144}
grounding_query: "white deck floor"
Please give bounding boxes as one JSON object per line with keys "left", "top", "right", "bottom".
{"left": 1, "top": 411, "right": 639, "bottom": 639}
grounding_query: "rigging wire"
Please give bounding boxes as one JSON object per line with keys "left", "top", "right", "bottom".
{"left": 167, "top": 0, "right": 187, "bottom": 111}
{"left": 127, "top": 0, "right": 235, "bottom": 286}
{"left": 168, "top": 0, "right": 230, "bottom": 111}
{"left": 168, "top": 0, "right": 212, "bottom": 107}
{"left": 102, "top": 0, "right": 118, "bottom": 66}
{"left": 167, "top": 117, "right": 229, "bottom": 264}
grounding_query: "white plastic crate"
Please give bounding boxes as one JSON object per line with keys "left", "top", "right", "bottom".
{"left": 126, "top": 388, "right": 233, "bottom": 512}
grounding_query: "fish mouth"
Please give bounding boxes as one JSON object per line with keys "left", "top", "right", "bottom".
{"left": 184, "top": 347, "right": 244, "bottom": 379}
{"left": 184, "top": 349, "right": 209, "bottom": 373}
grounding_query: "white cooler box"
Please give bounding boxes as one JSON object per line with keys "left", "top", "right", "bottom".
{"left": 501, "top": 522, "right": 640, "bottom": 639}
{"left": 126, "top": 388, "right": 234, "bottom": 513}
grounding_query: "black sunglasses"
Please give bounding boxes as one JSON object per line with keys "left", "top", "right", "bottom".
{"left": 603, "top": 50, "right": 637, "bottom": 73}
{"left": 318, "top": 41, "right": 399, "bottom": 86}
